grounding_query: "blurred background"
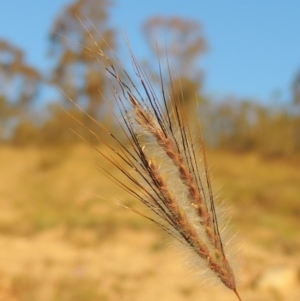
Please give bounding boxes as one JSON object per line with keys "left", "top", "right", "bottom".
{"left": 0, "top": 1, "right": 299, "bottom": 300}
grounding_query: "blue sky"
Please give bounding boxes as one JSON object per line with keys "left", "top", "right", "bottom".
{"left": 1, "top": 0, "right": 300, "bottom": 104}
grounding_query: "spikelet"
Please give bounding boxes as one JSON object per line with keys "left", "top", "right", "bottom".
{"left": 67, "top": 24, "right": 242, "bottom": 300}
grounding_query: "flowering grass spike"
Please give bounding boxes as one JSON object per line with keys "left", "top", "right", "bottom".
{"left": 70, "top": 28, "right": 242, "bottom": 300}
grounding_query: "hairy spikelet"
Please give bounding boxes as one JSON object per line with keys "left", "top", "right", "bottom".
{"left": 68, "top": 24, "right": 242, "bottom": 300}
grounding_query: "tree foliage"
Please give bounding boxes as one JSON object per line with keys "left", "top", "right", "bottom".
{"left": 0, "top": 40, "right": 41, "bottom": 140}
{"left": 49, "top": 0, "right": 115, "bottom": 118}
{"left": 0, "top": 40, "right": 41, "bottom": 108}
{"left": 292, "top": 69, "right": 300, "bottom": 106}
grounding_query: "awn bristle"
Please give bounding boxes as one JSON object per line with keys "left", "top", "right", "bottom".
{"left": 69, "top": 24, "right": 242, "bottom": 301}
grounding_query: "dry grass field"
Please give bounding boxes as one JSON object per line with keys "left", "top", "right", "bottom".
{"left": 0, "top": 145, "right": 299, "bottom": 301}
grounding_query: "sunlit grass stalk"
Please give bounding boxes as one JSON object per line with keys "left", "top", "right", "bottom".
{"left": 68, "top": 22, "right": 242, "bottom": 300}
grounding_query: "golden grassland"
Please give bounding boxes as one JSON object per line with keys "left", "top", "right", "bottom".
{"left": 0, "top": 145, "right": 299, "bottom": 301}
